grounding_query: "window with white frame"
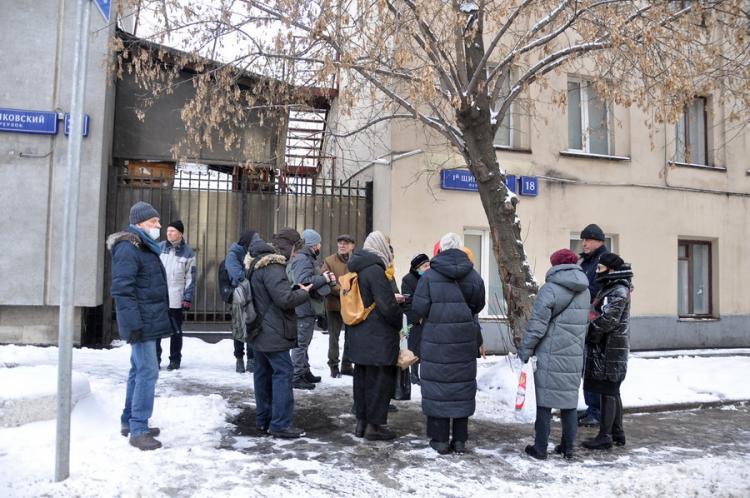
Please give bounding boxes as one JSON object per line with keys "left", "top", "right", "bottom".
{"left": 567, "top": 78, "right": 610, "bottom": 155}
{"left": 464, "top": 229, "right": 503, "bottom": 317}
{"left": 678, "top": 240, "right": 713, "bottom": 317}
{"left": 675, "top": 97, "right": 708, "bottom": 166}
{"left": 493, "top": 69, "right": 512, "bottom": 147}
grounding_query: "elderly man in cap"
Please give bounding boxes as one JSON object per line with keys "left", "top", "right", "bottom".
{"left": 322, "top": 234, "right": 356, "bottom": 377}
{"left": 157, "top": 220, "right": 196, "bottom": 371}
{"left": 289, "top": 228, "right": 337, "bottom": 389}
{"left": 577, "top": 223, "right": 610, "bottom": 427}
{"left": 107, "top": 201, "right": 173, "bottom": 451}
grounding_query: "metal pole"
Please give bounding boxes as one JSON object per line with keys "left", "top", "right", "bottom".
{"left": 55, "top": 0, "right": 91, "bottom": 482}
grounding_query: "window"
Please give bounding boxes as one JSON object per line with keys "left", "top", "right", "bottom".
{"left": 675, "top": 97, "right": 708, "bottom": 166}
{"left": 678, "top": 241, "right": 712, "bottom": 317}
{"left": 464, "top": 229, "right": 503, "bottom": 317}
{"left": 567, "top": 79, "right": 610, "bottom": 155}
{"left": 493, "top": 69, "right": 512, "bottom": 147}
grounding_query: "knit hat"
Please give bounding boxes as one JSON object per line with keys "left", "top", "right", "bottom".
{"left": 599, "top": 252, "right": 625, "bottom": 271}
{"left": 272, "top": 228, "right": 302, "bottom": 259}
{"left": 129, "top": 201, "right": 160, "bottom": 225}
{"left": 168, "top": 220, "right": 184, "bottom": 234}
{"left": 238, "top": 230, "right": 259, "bottom": 250}
{"left": 550, "top": 248, "right": 579, "bottom": 266}
{"left": 337, "top": 233, "right": 355, "bottom": 244}
{"left": 439, "top": 232, "right": 463, "bottom": 251}
{"left": 302, "top": 228, "right": 322, "bottom": 247}
{"left": 580, "top": 223, "right": 605, "bottom": 241}
{"left": 409, "top": 253, "right": 429, "bottom": 272}
{"left": 363, "top": 231, "right": 393, "bottom": 267}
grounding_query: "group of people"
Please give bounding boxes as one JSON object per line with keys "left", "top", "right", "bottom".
{"left": 109, "top": 200, "right": 632, "bottom": 459}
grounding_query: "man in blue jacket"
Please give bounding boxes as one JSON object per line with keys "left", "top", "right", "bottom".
{"left": 107, "top": 201, "right": 173, "bottom": 451}
{"left": 225, "top": 230, "right": 260, "bottom": 373}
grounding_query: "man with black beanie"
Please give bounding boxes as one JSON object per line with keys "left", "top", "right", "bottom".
{"left": 577, "top": 223, "right": 609, "bottom": 427}
{"left": 225, "top": 229, "right": 260, "bottom": 373}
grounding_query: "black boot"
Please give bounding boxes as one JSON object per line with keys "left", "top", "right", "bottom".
{"left": 304, "top": 370, "right": 322, "bottom": 383}
{"left": 430, "top": 440, "right": 452, "bottom": 455}
{"left": 355, "top": 419, "right": 366, "bottom": 438}
{"left": 330, "top": 365, "right": 341, "bottom": 378}
{"left": 235, "top": 358, "right": 245, "bottom": 373}
{"left": 612, "top": 394, "right": 626, "bottom": 446}
{"left": 582, "top": 395, "right": 616, "bottom": 450}
{"left": 364, "top": 424, "right": 397, "bottom": 441}
{"left": 525, "top": 444, "right": 547, "bottom": 460}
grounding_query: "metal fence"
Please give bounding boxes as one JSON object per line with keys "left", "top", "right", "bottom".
{"left": 103, "top": 168, "right": 371, "bottom": 338}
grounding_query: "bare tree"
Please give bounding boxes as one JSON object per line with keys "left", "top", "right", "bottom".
{"left": 119, "top": 0, "right": 750, "bottom": 341}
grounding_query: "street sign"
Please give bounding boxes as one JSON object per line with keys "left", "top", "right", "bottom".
{"left": 440, "top": 169, "right": 519, "bottom": 194}
{"left": 519, "top": 176, "right": 539, "bottom": 197}
{"left": 506, "top": 174, "right": 517, "bottom": 194}
{"left": 93, "top": 0, "right": 111, "bottom": 22}
{"left": 64, "top": 113, "right": 90, "bottom": 136}
{"left": 0, "top": 108, "right": 58, "bottom": 135}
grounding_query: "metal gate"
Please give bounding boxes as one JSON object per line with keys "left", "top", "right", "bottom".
{"left": 102, "top": 165, "right": 371, "bottom": 340}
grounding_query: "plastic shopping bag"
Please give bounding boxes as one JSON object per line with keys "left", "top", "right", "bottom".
{"left": 513, "top": 357, "right": 537, "bottom": 423}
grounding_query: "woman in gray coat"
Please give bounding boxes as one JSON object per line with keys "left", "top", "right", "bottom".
{"left": 518, "top": 249, "right": 590, "bottom": 460}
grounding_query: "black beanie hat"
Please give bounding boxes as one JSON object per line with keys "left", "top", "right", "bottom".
{"left": 580, "top": 223, "right": 605, "bottom": 241}
{"left": 238, "top": 230, "right": 258, "bottom": 250}
{"left": 409, "top": 253, "right": 430, "bottom": 272}
{"left": 168, "top": 220, "right": 184, "bottom": 234}
{"left": 599, "top": 252, "right": 624, "bottom": 271}
{"left": 129, "top": 201, "right": 160, "bottom": 225}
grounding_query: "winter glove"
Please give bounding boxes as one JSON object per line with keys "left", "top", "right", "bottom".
{"left": 181, "top": 300, "right": 192, "bottom": 310}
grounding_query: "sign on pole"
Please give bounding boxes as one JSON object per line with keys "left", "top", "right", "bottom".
{"left": 94, "top": 0, "right": 111, "bottom": 23}
{"left": 64, "top": 113, "right": 90, "bottom": 136}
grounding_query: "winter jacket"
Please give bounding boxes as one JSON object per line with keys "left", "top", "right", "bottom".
{"left": 518, "top": 264, "right": 590, "bottom": 409}
{"left": 345, "top": 249, "right": 403, "bottom": 366}
{"left": 225, "top": 243, "right": 248, "bottom": 287}
{"left": 400, "top": 270, "right": 423, "bottom": 357}
{"left": 584, "top": 264, "right": 633, "bottom": 385}
{"left": 159, "top": 239, "right": 196, "bottom": 308}
{"left": 245, "top": 240, "right": 310, "bottom": 352}
{"left": 579, "top": 244, "right": 609, "bottom": 303}
{"left": 322, "top": 252, "right": 350, "bottom": 312}
{"left": 290, "top": 246, "right": 331, "bottom": 317}
{"left": 107, "top": 228, "right": 172, "bottom": 343}
{"left": 412, "top": 249, "right": 486, "bottom": 418}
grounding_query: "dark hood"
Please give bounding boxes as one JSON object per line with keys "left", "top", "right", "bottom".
{"left": 249, "top": 239, "right": 277, "bottom": 257}
{"left": 546, "top": 264, "right": 590, "bottom": 292}
{"left": 347, "top": 249, "right": 385, "bottom": 273}
{"left": 430, "top": 249, "right": 473, "bottom": 280}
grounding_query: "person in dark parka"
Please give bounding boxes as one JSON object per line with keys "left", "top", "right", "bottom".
{"left": 412, "top": 233, "right": 486, "bottom": 455}
{"left": 582, "top": 252, "right": 633, "bottom": 450}
{"left": 401, "top": 253, "right": 430, "bottom": 384}
{"left": 518, "top": 249, "right": 590, "bottom": 460}
{"left": 245, "top": 239, "right": 312, "bottom": 438}
{"left": 346, "top": 231, "right": 404, "bottom": 441}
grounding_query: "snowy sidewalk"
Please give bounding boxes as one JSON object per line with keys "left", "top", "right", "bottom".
{"left": 1, "top": 335, "right": 750, "bottom": 496}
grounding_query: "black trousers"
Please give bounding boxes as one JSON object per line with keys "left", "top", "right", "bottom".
{"left": 353, "top": 364, "right": 397, "bottom": 425}
{"left": 533, "top": 406, "right": 577, "bottom": 453}
{"left": 234, "top": 339, "right": 254, "bottom": 360}
{"left": 157, "top": 308, "right": 183, "bottom": 364}
{"left": 426, "top": 416, "right": 469, "bottom": 443}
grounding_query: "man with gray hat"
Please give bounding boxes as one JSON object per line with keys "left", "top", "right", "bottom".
{"left": 322, "top": 234, "right": 356, "bottom": 377}
{"left": 107, "top": 201, "right": 173, "bottom": 451}
{"left": 289, "top": 228, "right": 337, "bottom": 389}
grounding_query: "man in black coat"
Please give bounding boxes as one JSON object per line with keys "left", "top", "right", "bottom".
{"left": 246, "top": 239, "right": 312, "bottom": 439}
{"left": 577, "top": 223, "right": 609, "bottom": 426}
{"left": 401, "top": 253, "right": 430, "bottom": 384}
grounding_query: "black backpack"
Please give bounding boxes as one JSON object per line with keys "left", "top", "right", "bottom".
{"left": 218, "top": 261, "right": 234, "bottom": 304}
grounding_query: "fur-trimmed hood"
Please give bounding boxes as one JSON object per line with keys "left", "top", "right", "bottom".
{"left": 245, "top": 252, "right": 287, "bottom": 270}
{"left": 106, "top": 230, "right": 142, "bottom": 251}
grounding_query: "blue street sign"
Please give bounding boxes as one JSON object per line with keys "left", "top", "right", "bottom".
{"left": 505, "top": 174, "right": 517, "bottom": 194}
{"left": 520, "top": 176, "right": 539, "bottom": 197}
{"left": 440, "top": 169, "right": 478, "bottom": 192}
{"left": 94, "top": 0, "right": 111, "bottom": 23}
{"left": 64, "top": 113, "right": 90, "bottom": 137}
{"left": 0, "top": 108, "right": 58, "bottom": 135}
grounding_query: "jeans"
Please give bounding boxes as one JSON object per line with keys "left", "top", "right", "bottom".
{"left": 157, "top": 308, "right": 183, "bottom": 364}
{"left": 120, "top": 340, "right": 160, "bottom": 437}
{"left": 253, "top": 349, "right": 295, "bottom": 432}
{"left": 426, "top": 416, "right": 469, "bottom": 443}
{"left": 234, "top": 339, "right": 254, "bottom": 360}
{"left": 584, "top": 389, "right": 601, "bottom": 421}
{"left": 291, "top": 316, "right": 315, "bottom": 381}
{"left": 326, "top": 310, "right": 351, "bottom": 367}
{"left": 353, "top": 364, "right": 397, "bottom": 425}
{"left": 533, "top": 406, "right": 577, "bottom": 454}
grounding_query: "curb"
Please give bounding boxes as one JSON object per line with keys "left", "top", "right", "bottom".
{"left": 625, "top": 399, "right": 749, "bottom": 414}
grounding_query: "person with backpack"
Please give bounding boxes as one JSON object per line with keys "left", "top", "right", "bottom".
{"left": 322, "top": 234, "right": 356, "bottom": 378}
{"left": 582, "top": 253, "right": 633, "bottom": 450}
{"left": 412, "top": 233, "right": 485, "bottom": 455}
{"left": 518, "top": 249, "right": 590, "bottom": 460}
{"left": 400, "top": 253, "right": 430, "bottom": 385}
{"left": 224, "top": 230, "right": 260, "bottom": 373}
{"left": 345, "top": 231, "right": 403, "bottom": 441}
{"left": 244, "top": 237, "right": 313, "bottom": 438}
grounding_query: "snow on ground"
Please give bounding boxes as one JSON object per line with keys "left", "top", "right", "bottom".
{"left": 1, "top": 334, "right": 750, "bottom": 497}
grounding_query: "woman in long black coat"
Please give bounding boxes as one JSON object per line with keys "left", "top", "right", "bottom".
{"left": 346, "top": 231, "right": 404, "bottom": 441}
{"left": 582, "top": 252, "right": 633, "bottom": 450}
{"left": 412, "top": 233, "right": 485, "bottom": 455}
{"left": 400, "top": 253, "right": 430, "bottom": 384}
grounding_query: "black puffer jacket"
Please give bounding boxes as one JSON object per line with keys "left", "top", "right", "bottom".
{"left": 579, "top": 244, "right": 609, "bottom": 303}
{"left": 345, "top": 249, "right": 403, "bottom": 366}
{"left": 584, "top": 264, "right": 633, "bottom": 384}
{"left": 401, "top": 271, "right": 423, "bottom": 357}
{"left": 246, "top": 240, "right": 309, "bottom": 352}
{"left": 412, "top": 249, "right": 486, "bottom": 418}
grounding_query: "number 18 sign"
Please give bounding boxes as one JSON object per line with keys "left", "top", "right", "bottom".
{"left": 519, "top": 176, "right": 539, "bottom": 197}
